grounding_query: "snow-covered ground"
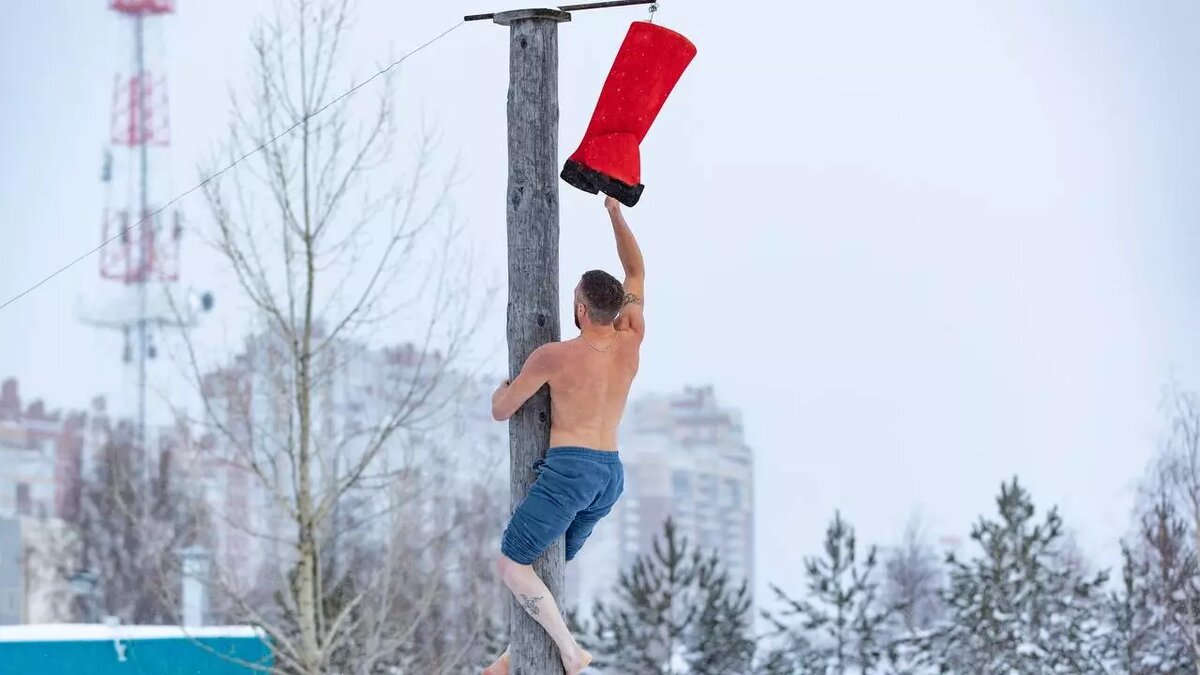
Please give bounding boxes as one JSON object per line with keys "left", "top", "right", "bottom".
{"left": 0, "top": 624, "right": 263, "bottom": 642}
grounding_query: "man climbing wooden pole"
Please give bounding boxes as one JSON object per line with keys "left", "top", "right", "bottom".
{"left": 475, "top": 3, "right": 691, "bottom": 673}
{"left": 495, "top": 8, "right": 571, "bottom": 675}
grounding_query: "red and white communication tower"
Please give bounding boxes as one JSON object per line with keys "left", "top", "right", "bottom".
{"left": 101, "top": 0, "right": 179, "bottom": 286}
{"left": 82, "top": 0, "right": 212, "bottom": 449}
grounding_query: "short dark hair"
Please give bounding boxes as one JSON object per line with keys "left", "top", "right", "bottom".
{"left": 579, "top": 270, "right": 624, "bottom": 325}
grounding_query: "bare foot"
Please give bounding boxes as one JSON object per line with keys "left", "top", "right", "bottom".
{"left": 483, "top": 651, "right": 509, "bottom": 675}
{"left": 562, "top": 647, "right": 593, "bottom": 675}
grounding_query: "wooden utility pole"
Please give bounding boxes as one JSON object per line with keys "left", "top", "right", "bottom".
{"left": 496, "top": 8, "right": 571, "bottom": 675}
{"left": 469, "top": 2, "right": 655, "bottom": 672}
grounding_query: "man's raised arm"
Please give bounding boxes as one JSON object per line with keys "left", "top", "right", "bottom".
{"left": 606, "top": 197, "right": 645, "bottom": 335}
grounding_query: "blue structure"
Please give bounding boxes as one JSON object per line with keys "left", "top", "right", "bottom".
{"left": 0, "top": 624, "right": 272, "bottom": 675}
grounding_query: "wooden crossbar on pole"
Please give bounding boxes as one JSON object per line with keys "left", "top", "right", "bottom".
{"left": 465, "top": 0, "right": 655, "bottom": 22}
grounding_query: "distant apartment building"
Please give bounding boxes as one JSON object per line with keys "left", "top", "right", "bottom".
{"left": 0, "top": 378, "right": 189, "bottom": 624}
{"left": 567, "top": 386, "right": 756, "bottom": 612}
{"left": 193, "top": 328, "right": 508, "bottom": 589}
{"left": 0, "top": 379, "right": 92, "bottom": 523}
{"left": 0, "top": 379, "right": 90, "bottom": 624}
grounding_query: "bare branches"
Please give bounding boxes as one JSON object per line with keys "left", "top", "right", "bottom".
{"left": 57, "top": 426, "right": 204, "bottom": 626}
{"left": 883, "top": 514, "right": 944, "bottom": 636}
{"left": 168, "top": 1, "right": 496, "bottom": 673}
{"left": 1145, "top": 385, "right": 1200, "bottom": 668}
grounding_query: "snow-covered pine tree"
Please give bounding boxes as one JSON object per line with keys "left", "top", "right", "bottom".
{"left": 924, "top": 478, "right": 1109, "bottom": 673}
{"left": 755, "top": 632, "right": 826, "bottom": 675}
{"left": 763, "top": 512, "right": 891, "bottom": 674}
{"left": 689, "top": 551, "right": 755, "bottom": 675}
{"left": 755, "top": 644, "right": 797, "bottom": 675}
{"left": 586, "top": 518, "right": 697, "bottom": 675}
{"left": 586, "top": 518, "right": 754, "bottom": 675}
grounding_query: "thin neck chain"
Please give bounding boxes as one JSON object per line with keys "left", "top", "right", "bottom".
{"left": 582, "top": 332, "right": 618, "bottom": 353}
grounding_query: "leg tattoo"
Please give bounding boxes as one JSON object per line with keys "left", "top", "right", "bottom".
{"left": 520, "top": 593, "right": 543, "bottom": 617}
{"left": 498, "top": 557, "right": 586, "bottom": 672}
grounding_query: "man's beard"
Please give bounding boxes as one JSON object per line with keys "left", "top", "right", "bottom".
{"left": 574, "top": 312, "right": 581, "bottom": 330}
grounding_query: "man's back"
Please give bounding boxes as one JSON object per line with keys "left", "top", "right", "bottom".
{"left": 547, "top": 334, "right": 640, "bottom": 451}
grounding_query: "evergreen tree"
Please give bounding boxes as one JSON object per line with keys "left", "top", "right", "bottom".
{"left": 583, "top": 518, "right": 754, "bottom": 675}
{"left": 690, "top": 553, "right": 756, "bottom": 675}
{"left": 755, "top": 645, "right": 798, "bottom": 675}
{"left": 763, "top": 512, "right": 891, "bottom": 674}
{"left": 755, "top": 632, "right": 825, "bottom": 675}
{"left": 924, "top": 478, "right": 1109, "bottom": 673}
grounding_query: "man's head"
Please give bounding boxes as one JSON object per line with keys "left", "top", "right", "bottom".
{"left": 574, "top": 270, "right": 624, "bottom": 330}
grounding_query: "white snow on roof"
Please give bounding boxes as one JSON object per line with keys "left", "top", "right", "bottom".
{"left": 0, "top": 624, "right": 264, "bottom": 643}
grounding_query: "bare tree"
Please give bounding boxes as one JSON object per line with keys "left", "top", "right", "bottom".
{"left": 1158, "top": 386, "right": 1200, "bottom": 536}
{"left": 169, "top": 1, "right": 493, "bottom": 672}
{"left": 1153, "top": 386, "right": 1200, "bottom": 671}
{"left": 77, "top": 422, "right": 202, "bottom": 623}
{"left": 35, "top": 417, "right": 203, "bottom": 626}
{"left": 883, "top": 515, "right": 943, "bottom": 637}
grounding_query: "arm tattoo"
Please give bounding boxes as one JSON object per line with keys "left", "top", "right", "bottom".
{"left": 519, "top": 593, "right": 544, "bottom": 616}
{"left": 623, "top": 292, "right": 642, "bottom": 307}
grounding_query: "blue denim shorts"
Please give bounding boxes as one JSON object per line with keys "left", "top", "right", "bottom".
{"left": 501, "top": 447, "right": 625, "bottom": 565}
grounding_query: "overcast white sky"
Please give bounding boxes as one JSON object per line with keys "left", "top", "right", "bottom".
{"left": 2, "top": 0, "right": 1199, "bottom": 604}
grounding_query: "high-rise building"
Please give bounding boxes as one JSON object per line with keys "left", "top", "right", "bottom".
{"left": 567, "top": 386, "right": 755, "bottom": 612}
{"left": 192, "top": 328, "right": 508, "bottom": 586}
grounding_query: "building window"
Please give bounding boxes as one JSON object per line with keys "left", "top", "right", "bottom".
{"left": 726, "top": 479, "right": 742, "bottom": 508}
{"left": 672, "top": 471, "right": 691, "bottom": 499}
{"left": 15, "top": 483, "right": 31, "bottom": 516}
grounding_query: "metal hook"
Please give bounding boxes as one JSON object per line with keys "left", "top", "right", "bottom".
{"left": 648, "top": 2, "right": 659, "bottom": 22}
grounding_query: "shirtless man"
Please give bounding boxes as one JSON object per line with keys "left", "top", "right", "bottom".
{"left": 484, "top": 196, "right": 645, "bottom": 675}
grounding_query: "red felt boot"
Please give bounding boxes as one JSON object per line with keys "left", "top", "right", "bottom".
{"left": 561, "top": 21, "right": 697, "bottom": 207}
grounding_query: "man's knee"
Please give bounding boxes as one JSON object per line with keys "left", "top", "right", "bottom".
{"left": 496, "top": 553, "right": 526, "bottom": 586}
{"left": 496, "top": 554, "right": 513, "bottom": 582}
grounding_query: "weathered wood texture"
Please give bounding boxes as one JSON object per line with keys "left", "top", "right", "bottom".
{"left": 503, "top": 12, "right": 570, "bottom": 675}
